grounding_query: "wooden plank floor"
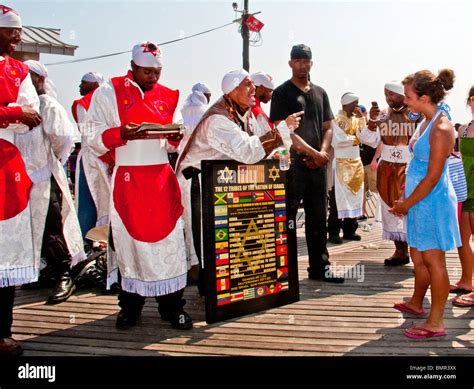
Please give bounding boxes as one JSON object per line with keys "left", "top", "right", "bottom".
{"left": 12, "top": 220, "right": 474, "bottom": 356}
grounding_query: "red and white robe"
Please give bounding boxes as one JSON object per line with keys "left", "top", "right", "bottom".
{"left": 0, "top": 56, "right": 39, "bottom": 286}
{"left": 86, "top": 71, "right": 186, "bottom": 296}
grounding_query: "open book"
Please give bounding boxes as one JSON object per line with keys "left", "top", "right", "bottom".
{"left": 136, "top": 123, "right": 184, "bottom": 134}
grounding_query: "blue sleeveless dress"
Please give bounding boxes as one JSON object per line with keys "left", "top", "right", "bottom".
{"left": 406, "top": 111, "right": 461, "bottom": 251}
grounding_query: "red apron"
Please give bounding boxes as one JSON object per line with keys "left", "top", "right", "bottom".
{"left": 111, "top": 72, "right": 183, "bottom": 243}
{"left": 0, "top": 57, "right": 32, "bottom": 221}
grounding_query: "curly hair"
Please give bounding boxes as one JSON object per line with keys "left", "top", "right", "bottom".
{"left": 402, "top": 69, "right": 455, "bottom": 104}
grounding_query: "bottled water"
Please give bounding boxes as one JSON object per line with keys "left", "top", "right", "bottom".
{"left": 279, "top": 148, "right": 290, "bottom": 171}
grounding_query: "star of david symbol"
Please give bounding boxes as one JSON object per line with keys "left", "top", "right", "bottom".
{"left": 0, "top": 5, "right": 16, "bottom": 15}
{"left": 390, "top": 146, "right": 403, "bottom": 161}
{"left": 268, "top": 166, "right": 280, "bottom": 182}
{"left": 234, "top": 219, "right": 267, "bottom": 274}
{"left": 141, "top": 42, "right": 160, "bottom": 57}
{"left": 218, "top": 166, "right": 235, "bottom": 184}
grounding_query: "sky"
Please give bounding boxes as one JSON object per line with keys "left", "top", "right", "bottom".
{"left": 9, "top": 0, "right": 474, "bottom": 124}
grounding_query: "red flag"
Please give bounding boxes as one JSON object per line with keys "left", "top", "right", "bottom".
{"left": 245, "top": 15, "right": 264, "bottom": 32}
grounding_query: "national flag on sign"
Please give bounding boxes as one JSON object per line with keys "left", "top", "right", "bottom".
{"left": 217, "top": 293, "right": 230, "bottom": 306}
{"left": 266, "top": 284, "right": 275, "bottom": 294}
{"left": 251, "top": 192, "right": 265, "bottom": 202}
{"left": 256, "top": 286, "right": 266, "bottom": 297}
{"left": 276, "top": 245, "right": 287, "bottom": 255}
{"left": 216, "top": 265, "right": 229, "bottom": 278}
{"left": 275, "top": 233, "right": 287, "bottom": 245}
{"left": 215, "top": 228, "right": 228, "bottom": 242}
{"left": 214, "top": 193, "right": 227, "bottom": 205}
{"left": 275, "top": 211, "right": 286, "bottom": 222}
{"left": 279, "top": 255, "right": 288, "bottom": 266}
{"left": 275, "top": 200, "right": 286, "bottom": 209}
{"left": 245, "top": 15, "right": 264, "bottom": 32}
{"left": 278, "top": 222, "right": 286, "bottom": 233}
{"left": 231, "top": 291, "right": 244, "bottom": 302}
{"left": 243, "top": 288, "right": 256, "bottom": 300}
{"left": 277, "top": 267, "right": 288, "bottom": 280}
{"left": 214, "top": 205, "right": 228, "bottom": 217}
{"left": 216, "top": 277, "right": 230, "bottom": 292}
{"left": 274, "top": 190, "right": 285, "bottom": 200}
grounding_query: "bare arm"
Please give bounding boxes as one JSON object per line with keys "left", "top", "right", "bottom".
{"left": 390, "top": 117, "right": 454, "bottom": 214}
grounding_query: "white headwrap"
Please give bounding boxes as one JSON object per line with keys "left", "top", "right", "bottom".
{"left": 341, "top": 92, "right": 359, "bottom": 106}
{"left": 25, "top": 60, "right": 57, "bottom": 99}
{"left": 132, "top": 41, "right": 163, "bottom": 68}
{"left": 221, "top": 69, "right": 249, "bottom": 95}
{"left": 192, "top": 82, "right": 211, "bottom": 95}
{"left": 251, "top": 71, "right": 274, "bottom": 90}
{"left": 81, "top": 72, "right": 104, "bottom": 84}
{"left": 0, "top": 5, "right": 21, "bottom": 28}
{"left": 384, "top": 81, "right": 404, "bottom": 96}
{"left": 184, "top": 83, "right": 211, "bottom": 107}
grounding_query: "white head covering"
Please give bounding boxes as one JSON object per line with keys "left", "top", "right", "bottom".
{"left": 24, "top": 60, "right": 47, "bottom": 77}
{"left": 24, "top": 60, "right": 57, "bottom": 99}
{"left": 384, "top": 81, "right": 404, "bottom": 96}
{"left": 221, "top": 69, "right": 249, "bottom": 95}
{"left": 132, "top": 41, "right": 163, "bottom": 69}
{"left": 341, "top": 92, "right": 359, "bottom": 106}
{"left": 81, "top": 72, "right": 104, "bottom": 84}
{"left": 184, "top": 83, "right": 211, "bottom": 107}
{"left": 192, "top": 82, "right": 211, "bottom": 95}
{"left": 0, "top": 5, "right": 21, "bottom": 28}
{"left": 251, "top": 71, "right": 274, "bottom": 90}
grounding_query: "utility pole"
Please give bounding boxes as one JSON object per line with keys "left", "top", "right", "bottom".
{"left": 241, "top": 0, "right": 250, "bottom": 71}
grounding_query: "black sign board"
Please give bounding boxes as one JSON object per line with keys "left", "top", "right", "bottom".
{"left": 201, "top": 159, "right": 299, "bottom": 324}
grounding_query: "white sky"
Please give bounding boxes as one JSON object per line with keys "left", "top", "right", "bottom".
{"left": 10, "top": 0, "right": 474, "bottom": 124}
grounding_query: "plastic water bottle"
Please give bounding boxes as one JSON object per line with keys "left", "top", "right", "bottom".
{"left": 279, "top": 148, "right": 290, "bottom": 171}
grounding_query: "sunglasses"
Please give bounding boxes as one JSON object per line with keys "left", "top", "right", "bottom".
{"left": 469, "top": 96, "right": 474, "bottom": 102}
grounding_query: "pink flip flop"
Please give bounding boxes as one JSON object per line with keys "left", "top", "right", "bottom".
{"left": 404, "top": 327, "right": 447, "bottom": 339}
{"left": 393, "top": 302, "right": 426, "bottom": 316}
{"left": 452, "top": 295, "right": 474, "bottom": 308}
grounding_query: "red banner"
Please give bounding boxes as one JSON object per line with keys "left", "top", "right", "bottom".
{"left": 245, "top": 15, "right": 264, "bottom": 32}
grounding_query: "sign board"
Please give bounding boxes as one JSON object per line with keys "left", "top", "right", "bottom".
{"left": 201, "top": 160, "right": 299, "bottom": 324}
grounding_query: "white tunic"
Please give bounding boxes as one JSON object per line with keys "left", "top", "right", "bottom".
{"left": 86, "top": 79, "right": 187, "bottom": 296}
{"left": 15, "top": 94, "right": 85, "bottom": 268}
{"left": 0, "top": 70, "right": 40, "bottom": 287}
{"left": 75, "top": 99, "right": 111, "bottom": 227}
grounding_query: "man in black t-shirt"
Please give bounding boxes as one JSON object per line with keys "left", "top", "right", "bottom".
{"left": 270, "top": 44, "right": 344, "bottom": 283}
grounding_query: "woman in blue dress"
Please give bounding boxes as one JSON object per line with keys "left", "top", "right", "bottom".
{"left": 390, "top": 69, "right": 461, "bottom": 339}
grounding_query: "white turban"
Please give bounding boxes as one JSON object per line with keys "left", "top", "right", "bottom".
{"left": 192, "top": 82, "right": 211, "bottom": 95}
{"left": 24, "top": 59, "right": 57, "bottom": 99}
{"left": 24, "top": 60, "right": 48, "bottom": 78}
{"left": 221, "top": 69, "right": 249, "bottom": 95}
{"left": 251, "top": 71, "right": 275, "bottom": 90}
{"left": 0, "top": 5, "right": 21, "bottom": 28}
{"left": 132, "top": 41, "right": 163, "bottom": 69}
{"left": 341, "top": 92, "right": 359, "bottom": 106}
{"left": 384, "top": 81, "right": 404, "bottom": 96}
{"left": 81, "top": 72, "right": 104, "bottom": 84}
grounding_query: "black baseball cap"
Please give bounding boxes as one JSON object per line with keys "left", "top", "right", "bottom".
{"left": 290, "top": 44, "right": 312, "bottom": 60}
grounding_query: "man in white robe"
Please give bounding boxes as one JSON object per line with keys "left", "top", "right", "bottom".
{"left": 0, "top": 4, "right": 41, "bottom": 356}
{"left": 18, "top": 60, "right": 85, "bottom": 304}
{"left": 86, "top": 41, "right": 192, "bottom": 330}
{"left": 176, "top": 69, "right": 300, "bottom": 295}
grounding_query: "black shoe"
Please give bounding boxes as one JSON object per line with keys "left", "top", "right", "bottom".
{"left": 357, "top": 215, "right": 368, "bottom": 221}
{"left": 116, "top": 310, "right": 140, "bottom": 330}
{"left": 384, "top": 256, "right": 410, "bottom": 266}
{"left": 161, "top": 310, "right": 193, "bottom": 330}
{"left": 328, "top": 235, "right": 343, "bottom": 244}
{"left": 343, "top": 233, "right": 362, "bottom": 241}
{"left": 308, "top": 271, "right": 345, "bottom": 284}
{"left": 47, "top": 275, "right": 76, "bottom": 304}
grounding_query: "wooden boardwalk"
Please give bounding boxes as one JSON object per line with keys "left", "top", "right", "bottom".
{"left": 12, "top": 220, "right": 474, "bottom": 356}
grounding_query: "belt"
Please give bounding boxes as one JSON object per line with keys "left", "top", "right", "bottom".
{"left": 115, "top": 139, "right": 169, "bottom": 166}
{"left": 381, "top": 145, "right": 411, "bottom": 164}
{"left": 334, "top": 145, "right": 360, "bottom": 159}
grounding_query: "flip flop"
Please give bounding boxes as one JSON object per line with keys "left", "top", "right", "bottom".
{"left": 404, "top": 327, "right": 447, "bottom": 339}
{"left": 452, "top": 295, "right": 474, "bottom": 308}
{"left": 449, "top": 284, "right": 472, "bottom": 294}
{"left": 393, "top": 302, "right": 426, "bottom": 316}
